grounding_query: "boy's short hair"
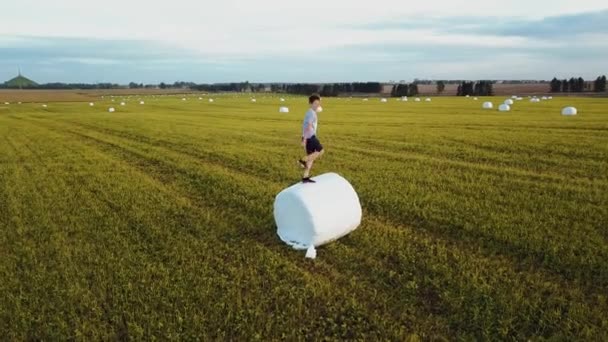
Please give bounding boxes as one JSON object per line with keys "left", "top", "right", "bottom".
{"left": 309, "top": 94, "right": 321, "bottom": 104}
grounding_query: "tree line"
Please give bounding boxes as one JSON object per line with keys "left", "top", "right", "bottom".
{"left": 550, "top": 76, "right": 606, "bottom": 93}
{"left": 456, "top": 81, "right": 494, "bottom": 96}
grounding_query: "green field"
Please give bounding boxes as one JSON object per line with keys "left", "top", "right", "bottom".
{"left": 0, "top": 95, "right": 607, "bottom": 340}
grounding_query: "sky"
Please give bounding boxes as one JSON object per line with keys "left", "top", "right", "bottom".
{"left": 0, "top": 0, "right": 607, "bottom": 83}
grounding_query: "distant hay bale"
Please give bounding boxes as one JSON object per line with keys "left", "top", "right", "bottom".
{"left": 120, "top": 102, "right": 126, "bottom": 106}
{"left": 561, "top": 107, "right": 577, "bottom": 116}
{"left": 504, "top": 99, "right": 514, "bottom": 105}
{"left": 280, "top": 98, "right": 285, "bottom": 102}
{"left": 380, "top": 98, "right": 387, "bottom": 102}
{"left": 363, "top": 98, "right": 368, "bottom": 101}
{"left": 4, "top": 102, "right": 9, "bottom": 105}
{"left": 473, "top": 97, "right": 478, "bottom": 100}
{"left": 425, "top": 98, "right": 431, "bottom": 102}
{"left": 42, "top": 104, "right": 47, "bottom": 108}
{"left": 108, "top": 107, "right": 115, "bottom": 113}
{"left": 401, "top": 96, "right": 408, "bottom": 101}
{"left": 414, "top": 98, "right": 421, "bottom": 102}
{"left": 89, "top": 102, "right": 94, "bottom": 106}
{"left": 316, "top": 106, "right": 323, "bottom": 113}
{"left": 140, "top": 101, "right": 145, "bottom": 105}
{"left": 541, "top": 96, "right": 548, "bottom": 100}
{"left": 182, "top": 98, "right": 186, "bottom": 101}
{"left": 209, "top": 99, "right": 214, "bottom": 102}
{"left": 483, "top": 102, "right": 493, "bottom": 109}
{"left": 251, "top": 99, "right": 257, "bottom": 102}
{"left": 279, "top": 106, "right": 289, "bottom": 113}
{"left": 498, "top": 104, "right": 511, "bottom": 112}
{"left": 530, "top": 98, "right": 540, "bottom": 103}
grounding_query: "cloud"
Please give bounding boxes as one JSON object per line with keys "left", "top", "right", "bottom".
{"left": 1, "top": 2, "right": 607, "bottom": 82}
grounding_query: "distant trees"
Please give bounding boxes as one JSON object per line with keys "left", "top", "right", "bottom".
{"left": 457, "top": 81, "right": 493, "bottom": 96}
{"left": 550, "top": 76, "right": 607, "bottom": 93}
{"left": 437, "top": 81, "right": 445, "bottom": 94}
{"left": 594, "top": 76, "right": 607, "bottom": 92}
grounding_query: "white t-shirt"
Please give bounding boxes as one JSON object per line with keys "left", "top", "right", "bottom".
{"left": 302, "top": 108, "right": 318, "bottom": 139}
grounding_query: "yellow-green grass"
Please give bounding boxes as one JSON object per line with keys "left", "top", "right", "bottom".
{"left": 0, "top": 94, "right": 607, "bottom": 340}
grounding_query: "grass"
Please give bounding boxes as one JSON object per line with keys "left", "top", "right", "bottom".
{"left": 0, "top": 94, "right": 607, "bottom": 340}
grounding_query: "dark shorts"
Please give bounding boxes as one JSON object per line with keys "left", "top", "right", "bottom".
{"left": 306, "top": 135, "right": 324, "bottom": 155}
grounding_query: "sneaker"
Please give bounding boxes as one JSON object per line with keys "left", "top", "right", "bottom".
{"left": 302, "top": 177, "right": 316, "bottom": 183}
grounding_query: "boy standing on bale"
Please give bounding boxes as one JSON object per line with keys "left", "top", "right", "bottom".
{"left": 298, "top": 94, "right": 324, "bottom": 183}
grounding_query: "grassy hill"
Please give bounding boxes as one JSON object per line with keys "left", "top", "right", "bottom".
{"left": 4, "top": 74, "right": 38, "bottom": 88}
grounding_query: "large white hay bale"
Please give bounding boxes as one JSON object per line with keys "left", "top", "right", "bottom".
{"left": 504, "top": 99, "right": 514, "bottom": 105}
{"left": 280, "top": 98, "right": 285, "bottom": 102}
{"left": 198, "top": 97, "right": 202, "bottom": 100}
{"left": 530, "top": 98, "right": 540, "bottom": 103}
{"left": 363, "top": 98, "right": 368, "bottom": 101}
{"left": 561, "top": 107, "right": 577, "bottom": 116}
{"left": 120, "top": 102, "right": 126, "bottom": 106}
{"left": 482, "top": 102, "right": 493, "bottom": 109}
{"left": 274, "top": 173, "right": 361, "bottom": 249}
{"left": 139, "top": 101, "right": 145, "bottom": 105}
{"left": 316, "top": 106, "right": 323, "bottom": 113}
{"left": 279, "top": 106, "right": 289, "bottom": 113}
{"left": 425, "top": 97, "right": 432, "bottom": 102}
{"left": 182, "top": 98, "right": 187, "bottom": 101}
{"left": 466, "top": 95, "right": 470, "bottom": 98}
{"left": 548, "top": 96, "right": 553, "bottom": 100}
{"left": 401, "top": 96, "right": 408, "bottom": 101}
{"left": 108, "top": 107, "right": 115, "bottom": 113}
{"left": 516, "top": 97, "right": 523, "bottom": 101}
{"left": 542, "top": 96, "right": 548, "bottom": 100}
{"left": 415, "top": 97, "right": 421, "bottom": 102}
{"left": 380, "top": 98, "right": 388, "bottom": 102}
{"left": 473, "top": 97, "right": 478, "bottom": 100}
{"left": 209, "top": 98, "right": 214, "bottom": 102}
{"left": 511, "top": 95, "right": 518, "bottom": 99}
{"left": 498, "top": 104, "right": 511, "bottom": 112}
{"left": 89, "top": 102, "right": 94, "bottom": 106}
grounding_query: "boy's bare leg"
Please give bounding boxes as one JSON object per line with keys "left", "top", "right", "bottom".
{"left": 302, "top": 150, "right": 324, "bottom": 178}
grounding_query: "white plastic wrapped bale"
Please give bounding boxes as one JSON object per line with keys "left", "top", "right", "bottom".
{"left": 415, "top": 98, "right": 421, "bottom": 102}
{"left": 504, "top": 99, "right": 514, "bottom": 105}
{"left": 363, "top": 98, "right": 368, "bottom": 101}
{"left": 209, "top": 98, "right": 214, "bottom": 102}
{"left": 483, "top": 102, "right": 493, "bottom": 109}
{"left": 251, "top": 98, "right": 257, "bottom": 102}
{"left": 425, "top": 98, "right": 432, "bottom": 102}
{"left": 401, "top": 96, "right": 408, "bottom": 101}
{"left": 42, "top": 104, "right": 47, "bottom": 108}
{"left": 274, "top": 173, "right": 362, "bottom": 250}
{"left": 120, "top": 102, "right": 126, "bottom": 106}
{"left": 561, "top": 107, "right": 577, "bottom": 116}
{"left": 139, "top": 101, "right": 145, "bottom": 105}
{"left": 498, "top": 104, "right": 511, "bottom": 112}
{"left": 473, "top": 97, "right": 478, "bottom": 100}
{"left": 380, "top": 98, "right": 387, "bottom": 102}
{"left": 316, "top": 106, "right": 323, "bottom": 113}
{"left": 280, "top": 98, "right": 285, "bottom": 102}
{"left": 108, "top": 107, "right": 115, "bottom": 113}
{"left": 279, "top": 106, "right": 289, "bottom": 113}
{"left": 89, "top": 102, "right": 94, "bottom": 106}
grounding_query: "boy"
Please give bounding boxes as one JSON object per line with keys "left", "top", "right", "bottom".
{"left": 298, "top": 94, "right": 324, "bottom": 183}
